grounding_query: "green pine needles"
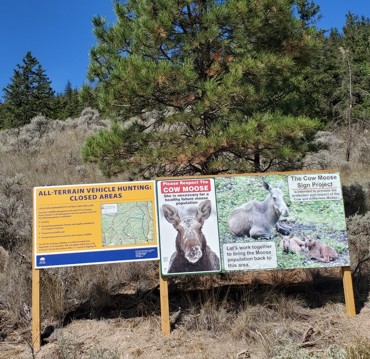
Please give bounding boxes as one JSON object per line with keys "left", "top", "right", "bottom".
{"left": 83, "top": 0, "right": 323, "bottom": 179}
{"left": 2, "top": 52, "right": 55, "bottom": 128}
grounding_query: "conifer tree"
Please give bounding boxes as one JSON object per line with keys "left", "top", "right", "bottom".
{"left": 83, "top": 0, "right": 322, "bottom": 179}
{"left": 330, "top": 14, "right": 370, "bottom": 161}
{"left": 79, "top": 84, "right": 99, "bottom": 110}
{"left": 54, "top": 81, "right": 83, "bottom": 120}
{"left": 306, "top": 13, "right": 370, "bottom": 126}
{"left": 2, "top": 52, "right": 55, "bottom": 128}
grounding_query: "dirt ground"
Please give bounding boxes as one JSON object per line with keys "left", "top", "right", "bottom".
{"left": 2, "top": 284, "right": 370, "bottom": 359}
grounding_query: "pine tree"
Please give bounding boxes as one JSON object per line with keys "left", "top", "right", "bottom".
{"left": 79, "top": 84, "right": 99, "bottom": 110}
{"left": 2, "top": 52, "right": 55, "bottom": 128}
{"left": 83, "top": 0, "right": 322, "bottom": 179}
{"left": 333, "top": 14, "right": 370, "bottom": 161}
{"left": 54, "top": 81, "right": 83, "bottom": 120}
{"left": 293, "top": 0, "right": 320, "bottom": 28}
{"left": 0, "top": 101, "right": 7, "bottom": 130}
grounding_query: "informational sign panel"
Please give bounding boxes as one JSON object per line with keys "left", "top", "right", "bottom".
{"left": 33, "top": 181, "right": 159, "bottom": 268}
{"left": 33, "top": 171, "right": 350, "bottom": 272}
{"left": 287, "top": 173, "right": 342, "bottom": 201}
{"left": 157, "top": 178, "right": 221, "bottom": 276}
{"left": 156, "top": 171, "right": 350, "bottom": 275}
{"left": 215, "top": 171, "right": 350, "bottom": 272}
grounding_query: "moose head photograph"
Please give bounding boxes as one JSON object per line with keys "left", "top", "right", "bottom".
{"left": 156, "top": 178, "right": 221, "bottom": 276}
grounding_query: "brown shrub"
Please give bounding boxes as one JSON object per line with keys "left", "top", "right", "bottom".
{"left": 347, "top": 212, "right": 370, "bottom": 272}
{"left": 0, "top": 174, "right": 30, "bottom": 251}
{"left": 347, "top": 212, "right": 370, "bottom": 303}
{"left": 0, "top": 246, "right": 9, "bottom": 272}
{"left": 0, "top": 244, "right": 32, "bottom": 336}
{"left": 343, "top": 183, "right": 368, "bottom": 217}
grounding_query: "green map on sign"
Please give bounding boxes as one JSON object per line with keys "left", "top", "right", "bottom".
{"left": 101, "top": 202, "right": 154, "bottom": 246}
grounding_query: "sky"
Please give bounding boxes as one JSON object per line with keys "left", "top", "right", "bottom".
{"left": 1, "top": 0, "right": 370, "bottom": 98}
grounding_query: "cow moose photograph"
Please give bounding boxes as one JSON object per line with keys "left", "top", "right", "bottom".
{"left": 227, "top": 180, "right": 291, "bottom": 240}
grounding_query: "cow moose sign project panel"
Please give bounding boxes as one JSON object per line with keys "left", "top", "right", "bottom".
{"left": 157, "top": 171, "right": 350, "bottom": 276}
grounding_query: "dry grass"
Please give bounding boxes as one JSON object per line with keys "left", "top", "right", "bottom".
{"left": 346, "top": 338, "right": 370, "bottom": 359}
{"left": 0, "top": 111, "right": 111, "bottom": 187}
{"left": 0, "top": 111, "right": 369, "bottom": 358}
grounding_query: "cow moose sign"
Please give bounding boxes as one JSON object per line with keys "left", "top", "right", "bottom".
{"left": 157, "top": 171, "right": 350, "bottom": 276}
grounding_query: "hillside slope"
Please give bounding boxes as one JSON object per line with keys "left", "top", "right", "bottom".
{"left": 0, "top": 110, "right": 369, "bottom": 359}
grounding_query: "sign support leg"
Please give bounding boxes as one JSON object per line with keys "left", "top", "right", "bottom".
{"left": 32, "top": 266, "right": 41, "bottom": 349}
{"left": 159, "top": 274, "right": 170, "bottom": 335}
{"left": 342, "top": 266, "right": 356, "bottom": 316}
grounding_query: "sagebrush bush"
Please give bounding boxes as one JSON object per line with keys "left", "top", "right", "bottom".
{"left": 0, "top": 243, "right": 32, "bottom": 338}
{"left": 342, "top": 183, "right": 367, "bottom": 217}
{"left": 304, "top": 131, "right": 347, "bottom": 170}
{"left": 0, "top": 109, "right": 115, "bottom": 339}
{"left": 346, "top": 338, "right": 370, "bottom": 359}
{"left": 346, "top": 212, "right": 370, "bottom": 305}
{"left": 347, "top": 213, "right": 370, "bottom": 270}
{"left": 0, "top": 245, "right": 9, "bottom": 272}
{"left": 272, "top": 343, "right": 319, "bottom": 359}
{"left": 0, "top": 174, "right": 31, "bottom": 250}
{"left": 304, "top": 129, "right": 370, "bottom": 179}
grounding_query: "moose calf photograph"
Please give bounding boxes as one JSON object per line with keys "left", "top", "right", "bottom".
{"left": 159, "top": 199, "right": 221, "bottom": 275}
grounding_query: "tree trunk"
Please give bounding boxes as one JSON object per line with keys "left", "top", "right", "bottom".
{"left": 254, "top": 149, "right": 261, "bottom": 173}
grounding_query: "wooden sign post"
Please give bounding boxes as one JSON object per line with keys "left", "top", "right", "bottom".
{"left": 342, "top": 266, "right": 356, "bottom": 316}
{"left": 32, "top": 266, "right": 41, "bottom": 349}
{"left": 159, "top": 274, "right": 170, "bottom": 335}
